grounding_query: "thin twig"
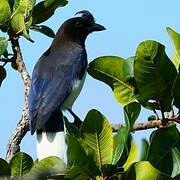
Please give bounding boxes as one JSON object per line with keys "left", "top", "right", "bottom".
{"left": 0, "top": 59, "right": 13, "bottom": 63}
{"left": 2, "top": 61, "right": 8, "bottom": 67}
{"left": 111, "top": 115, "right": 180, "bottom": 132}
{"left": 5, "top": 37, "right": 31, "bottom": 162}
{"left": 153, "top": 109, "right": 159, "bottom": 119}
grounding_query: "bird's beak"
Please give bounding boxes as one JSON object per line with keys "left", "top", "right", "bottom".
{"left": 90, "top": 23, "right": 106, "bottom": 32}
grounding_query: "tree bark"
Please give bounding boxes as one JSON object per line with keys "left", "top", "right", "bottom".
{"left": 6, "top": 37, "right": 31, "bottom": 162}
{"left": 111, "top": 115, "right": 180, "bottom": 132}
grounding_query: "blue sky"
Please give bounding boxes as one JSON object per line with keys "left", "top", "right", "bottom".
{"left": 1, "top": 0, "right": 180, "bottom": 159}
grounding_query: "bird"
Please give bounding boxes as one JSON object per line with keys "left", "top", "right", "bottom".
{"left": 28, "top": 10, "right": 105, "bottom": 162}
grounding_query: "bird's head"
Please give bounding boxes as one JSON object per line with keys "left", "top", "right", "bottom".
{"left": 56, "top": 10, "right": 106, "bottom": 46}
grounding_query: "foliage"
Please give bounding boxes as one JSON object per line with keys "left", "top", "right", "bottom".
{"left": 85, "top": 28, "right": 180, "bottom": 179}
{"left": 134, "top": 40, "right": 177, "bottom": 111}
{"left": 88, "top": 56, "right": 135, "bottom": 106}
{"left": 0, "top": 0, "right": 68, "bottom": 85}
{"left": 1, "top": 0, "right": 180, "bottom": 179}
{"left": 167, "top": 27, "right": 180, "bottom": 108}
{"left": 10, "top": 152, "right": 34, "bottom": 177}
{"left": 121, "top": 161, "right": 172, "bottom": 180}
{"left": 88, "top": 39, "right": 180, "bottom": 113}
{"left": 0, "top": 105, "right": 179, "bottom": 179}
{"left": 146, "top": 125, "right": 180, "bottom": 176}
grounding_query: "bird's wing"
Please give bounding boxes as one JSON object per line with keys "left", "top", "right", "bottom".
{"left": 29, "top": 47, "right": 87, "bottom": 134}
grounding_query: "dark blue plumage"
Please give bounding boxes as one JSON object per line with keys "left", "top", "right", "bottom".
{"left": 28, "top": 10, "right": 105, "bottom": 136}
{"left": 29, "top": 43, "right": 87, "bottom": 134}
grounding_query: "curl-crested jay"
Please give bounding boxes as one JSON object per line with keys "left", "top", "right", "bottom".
{"left": 28, "top": 11, "right": 105, "bottom": 162}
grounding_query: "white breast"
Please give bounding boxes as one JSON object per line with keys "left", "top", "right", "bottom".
{"left": 61, "top": 72, "right": 86, "bottom": 110}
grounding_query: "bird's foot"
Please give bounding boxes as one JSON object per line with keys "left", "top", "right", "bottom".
{"left": 67, "top": 109, "right": 82, "bottom": 128}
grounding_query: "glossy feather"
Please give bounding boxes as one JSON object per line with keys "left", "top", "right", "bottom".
{"left": 29, "top": 43, "right": 87, "bottom": 134}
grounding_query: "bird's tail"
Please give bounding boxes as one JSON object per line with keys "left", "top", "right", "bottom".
{"left": 37, "top": 131, "right": 67, "bottom": 163}
{"left": 36, "top": 110, "right": 67, "bottom": 163}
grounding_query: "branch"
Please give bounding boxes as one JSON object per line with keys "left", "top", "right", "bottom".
{"left": 6, "top": 37, "right": 31, "bottom": 162}
{"left": 111, "top": 115, "right": 180, "bottom": 132}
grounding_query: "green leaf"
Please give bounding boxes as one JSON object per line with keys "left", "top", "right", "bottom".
{"left": 171, "top": 147, "right": 180, "bottom": 177}
{"left": 116, "top": 134, "right": 132, "bottom": 167}
{"left": 11, "top": 13, "right": 33, "bottom": 42}
{"left": 10, "top": 152, "right": 34, "bottom": 177}
{"left": 146, "top": 125, "right": 180, "bottom": 176}
{"left": 148, "top": 115, "right": 157, "bottom": 121}
{"left": 124, "top": 102, "right": 141, "bottom": 131}
{"left": 101, "top": 164, "right": 124, "bottom": 178}
{"left": 25, "top": 16, "right": 33, "bottom": 29}
{"left": 12, "top": 0, "right": 36, "bottom": 19}
{"left": 173, "top": 73, "right": 180, "bottom": 108}
{"left": 32, "top": 0, "right": 68, "bottom": 24}
{"left": 174, "top": 174, "right": 180, "bottom": 180}
{"left": 2, "top": 50, "right": 8, "bottom": 59}
{"left": 10, "top": 0, "right": 35, "bottom": 40}
{"left": 123, "top": 140, "right": 139, "bottom": 170}
{"left": 11, "top": 0, "right": 35, "bottom": 37}
{"left": 80, "top": 109, "right": 113, "bottom": 170}
{"left": 11, "top": 60, "right": 18, "bottom": 70}
{"left": 0, "top": 0, "right": 11, "bottom": 32}
{"left": 134, "top": 40, "right": 177, "bottom": 112}
{"left": 11, "top": 13, "right": 24, "bottom": 33}
{"left": 67, "top": 134, "right": 100, "bottom": 178}
{"left": 0, "top": 158, "right": 11, "bottom": 177}
{"left": 112, "top": 127, "right": 127, "bottom": 165}
{"left": 140, "top": 138, "right": 149, "bottom": 161}
{"left": 47, "top": 173, "right": 65, "bottom": 179}
{"left": 123, "top": 102, "right": 140, "bottom": 153}
{"left": 0, "top": 65, "right": 7, "bottom": 86}
{"left": 167, "top": 27, "right": 180, "bottom": 70}
{"left": 135, "top": 94, "right": 161, "bottom": 110}
{"left": 122, "top": 161, "right": 172, "bottom": 180}
{"left": 0, "top": 37, "right": 8, "bottom": 55}
{"left": 27, "top": 156, "right": 66, "bottom": 180}
{"left": 44, "top": 0, "right": 66, "bottom": 6}
{"left": 66, "top": 165, "right": 93, "bottom": 180}
{"left": 111, "top": 102, "right": 140, "bottom": 165}
{"left": 30, "top": 25, "right": 55, "bottom": 38}
{"left": 88, "top": 56, "right": 135, "bottom": 106}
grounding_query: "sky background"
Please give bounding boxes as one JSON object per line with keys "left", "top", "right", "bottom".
{"left": 1, "top": 0, "right": 180, "bottom": 159}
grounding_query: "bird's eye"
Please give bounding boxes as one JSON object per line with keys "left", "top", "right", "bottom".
{"left": 75, "top": 21, "right": 83, "bottom": 28}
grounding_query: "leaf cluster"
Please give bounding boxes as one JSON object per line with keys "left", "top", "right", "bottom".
{"left": 0, "top": 0, "right": 67, "bottom": 38}
{"left": 0, "top": 0, "right": 68, "bottom": 85}
{"left": 88, "top": 27, "right": 180, "bottom": 117}
{"left": 1, "top": 103, "right": 180, "bottom": 179}
{"left": 0, "top": 152, "right": 66, "bottom": 180}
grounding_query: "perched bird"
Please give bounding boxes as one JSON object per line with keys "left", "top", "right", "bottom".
{"left": 28, "top": 10, "right": 105, "bottom": 162}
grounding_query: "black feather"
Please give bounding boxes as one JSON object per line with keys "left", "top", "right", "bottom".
{"left": 43, "top": 47, "right": 51, "bottom": 56}
{"left": 29, "top": 45, "right": 87, "bottom": 134}
{"left": 75, "top": 10, "right": 95, "bottom": 23}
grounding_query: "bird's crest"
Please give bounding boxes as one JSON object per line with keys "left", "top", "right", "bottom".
{"left": 75, "top": 10, "right": 95, "bottom": 23}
